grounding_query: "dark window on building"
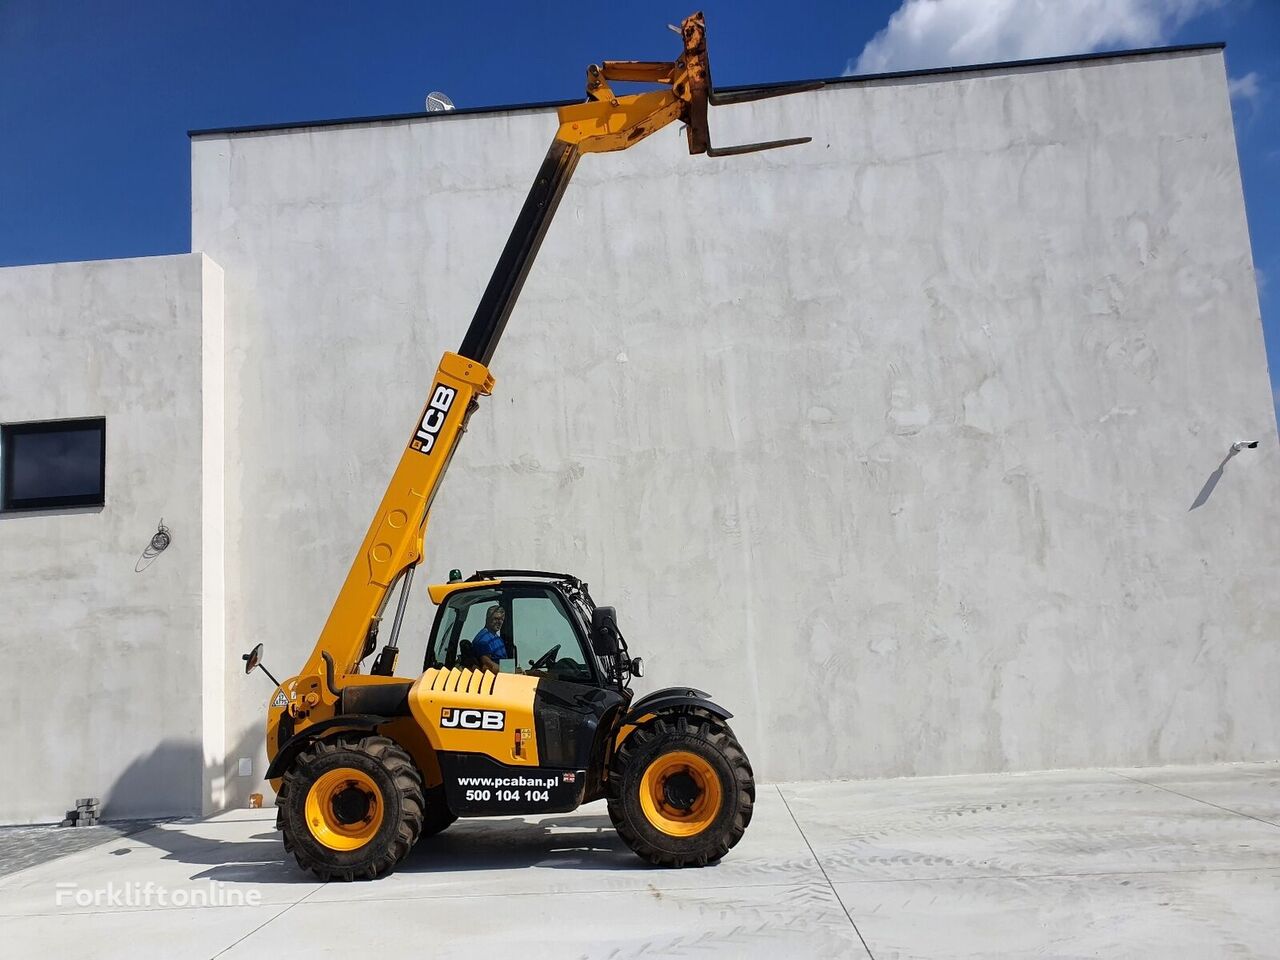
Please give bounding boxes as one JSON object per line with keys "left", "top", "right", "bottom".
{"left": 1, "top": 418, "right": 106, "bottom": 512}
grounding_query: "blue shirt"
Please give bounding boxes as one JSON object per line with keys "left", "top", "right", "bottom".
{"left": 472, "top": 627, "right": 506, "bottom": 664}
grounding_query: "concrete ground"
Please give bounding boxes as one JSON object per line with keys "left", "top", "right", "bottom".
{"left": 0, "top": 762, "right": 1276, "bottom": 959}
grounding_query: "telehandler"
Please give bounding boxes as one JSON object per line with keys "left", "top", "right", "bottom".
{"left": 243, "top": 11, "right": 817, "bottom": 881}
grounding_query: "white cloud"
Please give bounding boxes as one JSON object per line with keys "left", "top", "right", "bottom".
{"left": 1228, "top": 71, "right": 1261, "bottom": 103}
{"left": 848, "top": 0, "right": 1225, "bottom": 75}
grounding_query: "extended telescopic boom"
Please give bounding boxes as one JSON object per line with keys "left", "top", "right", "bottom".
{"left": 297, "top": 11, "right": 819, "bottom": 696}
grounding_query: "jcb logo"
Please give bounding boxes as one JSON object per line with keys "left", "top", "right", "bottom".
{"left": 411, "top": 384, "right": 457, "bottom": 455}
{"left": 440, "top": 708, "right": 505, "bottom": 731}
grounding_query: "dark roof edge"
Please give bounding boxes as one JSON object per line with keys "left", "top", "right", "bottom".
{"left": 189, "top": 95, "right": 580, "bottom": 138}
{"left": 188, "top": 41, "right": 1226, "bottom": 139}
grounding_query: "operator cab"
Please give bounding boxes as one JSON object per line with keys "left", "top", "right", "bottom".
{"left": 424, "top": 570, "right": 641, "bottom": 687}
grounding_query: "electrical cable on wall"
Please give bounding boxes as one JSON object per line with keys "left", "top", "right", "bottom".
{"left": 134, "top": 518, "right": 171, "bottom": 572}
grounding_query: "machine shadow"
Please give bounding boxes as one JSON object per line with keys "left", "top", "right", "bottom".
{"left": 396, "top": 812, "right": 639, "bottom": 874}
{"left": 129, "top": 822, "right": 309, "bottom": 886}
{"left": 124, "top": 809, "right": 639, "bottom": 885}
{"left": 103, "top": 729, "right": 313, "bottom": 885}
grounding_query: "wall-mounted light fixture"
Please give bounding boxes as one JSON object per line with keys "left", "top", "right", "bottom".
{"left": 135, "top": 519, "right": 171, "bottom": 572}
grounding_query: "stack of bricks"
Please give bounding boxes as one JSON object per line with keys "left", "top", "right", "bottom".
{"left": 60, "top": 797, "right": 101, "bottom": 828}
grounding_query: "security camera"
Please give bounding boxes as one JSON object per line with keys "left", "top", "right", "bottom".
{"left": 1231, "top": 440, "right": 1259, "bottom": 452}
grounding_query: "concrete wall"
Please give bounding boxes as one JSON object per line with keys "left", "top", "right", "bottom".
{"left": 192, "top": 48, "right": 1278, "bottom": 797}
{"left": 0, "top": 254, "right": 225, "bottom": 823}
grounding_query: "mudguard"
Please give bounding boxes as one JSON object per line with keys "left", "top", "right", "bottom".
{"left": 621, "top": 686, "right": 733, "bottom": 725}
{"left": 264, "top": 714, "right": 385, "bottom": 781}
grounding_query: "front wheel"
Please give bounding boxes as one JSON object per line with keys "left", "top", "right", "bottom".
{"left": 277, "top": 734, "right": 424, "bottom": 881}
{"left": 608, "top": 714, "right": 755, "bottom": 866}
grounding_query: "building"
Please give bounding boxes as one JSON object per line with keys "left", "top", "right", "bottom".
{"left": 1, "top": 43, "right": 1275, "bottom": 824}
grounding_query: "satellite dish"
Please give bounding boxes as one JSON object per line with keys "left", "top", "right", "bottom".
{"left": 425, "top": 91, "right": 455, "bottom": 113}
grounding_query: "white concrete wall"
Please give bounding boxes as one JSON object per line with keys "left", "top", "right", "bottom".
{"left": 0, "top": 254, "right": 225, "bottom": 823}
{"left": 192, "top": 48, "right": 1279, "bottom": 798}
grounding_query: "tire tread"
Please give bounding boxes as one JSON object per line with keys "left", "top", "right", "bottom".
{"left": 277, "top": 733, "right": 425, "bottom": 881}
{"left": 607, "top": 712, "right": 755, "bottom": 867}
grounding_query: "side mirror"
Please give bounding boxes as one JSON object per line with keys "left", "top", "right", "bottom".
{"left": 591, "top": 606, "right": 620, "bottom": 657}
{"left": 242, "top": 643, "right": 281, "bottom": 686}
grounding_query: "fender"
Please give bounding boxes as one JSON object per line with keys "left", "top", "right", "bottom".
{"left": 621, "top": 686, "right": 733, "bottom": 726}
{"left": 265, "top": 714, "right": 385, "bottom": 781}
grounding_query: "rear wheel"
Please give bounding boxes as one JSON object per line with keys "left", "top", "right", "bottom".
{"left": 277, "top": 734, "right": 424, "bottom": 881}
{"left": 608, "top": 714, "right": 754, "bottom": 866}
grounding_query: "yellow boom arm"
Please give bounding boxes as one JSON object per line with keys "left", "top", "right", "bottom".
{"left": 289, "top": 12, "right": 818, "bottom": 717}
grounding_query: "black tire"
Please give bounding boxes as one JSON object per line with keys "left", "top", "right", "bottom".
{"left": 607, "top": 713, "right": 755, "bottom": 867}
{"left": 688, "top": 712, "right": 756, "bottom": 836}
{"left": 276, "top": 734, "right": 424, "bottom": 881}
{"left": 419, "top": 784, "right": 458, "bottom": 839}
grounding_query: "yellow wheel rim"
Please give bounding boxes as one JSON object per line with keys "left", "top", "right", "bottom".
{"left": 638, "top": 750, "right": 723, "bottom": 837}
{"left": 304, "top": 768, "right": 384, "bottom": 851}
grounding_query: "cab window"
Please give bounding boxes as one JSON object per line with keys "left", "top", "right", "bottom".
{"left": 510, "top": 590, "right": 592, "bottom": 684}
{"left": 425, "top": 585, "right": 593, "bottom": 684}
{"left": 425, "top": 588, "right": 501, "bottom": 669}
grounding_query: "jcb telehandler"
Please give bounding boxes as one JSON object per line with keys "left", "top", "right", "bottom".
{"left": 243, "top": 12, "right": 817, "bottom": 881}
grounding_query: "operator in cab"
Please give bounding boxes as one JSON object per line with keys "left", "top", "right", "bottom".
{"left": 472, "top": 604, "right": 507, "bottom": 674}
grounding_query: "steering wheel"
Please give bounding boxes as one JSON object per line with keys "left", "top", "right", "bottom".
{"left": 528, "top": 644, "right": 561, "bottom": 672}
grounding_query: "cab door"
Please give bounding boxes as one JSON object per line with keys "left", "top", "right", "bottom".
{"left": 506, "top": 586, "right": 625, "bottom": 776}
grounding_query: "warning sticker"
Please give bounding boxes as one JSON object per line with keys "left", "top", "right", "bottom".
{"left": 271, "top": 691, "right": 288, "bottom": 708}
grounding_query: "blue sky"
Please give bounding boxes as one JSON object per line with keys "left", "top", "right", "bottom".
{"left": 2, "top": 0, "right": 1276, "bottom": 416}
